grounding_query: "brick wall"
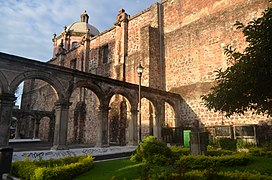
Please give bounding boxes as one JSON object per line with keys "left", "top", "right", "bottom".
{"left": 163, "top": 0, "right": 269, "bottom": 127}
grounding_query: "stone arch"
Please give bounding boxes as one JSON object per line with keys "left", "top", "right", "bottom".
{"left": 67, "top": 80, "right": 104, "bottom": 102}
{"left": 107, "top": 93, "right": 132, "bottom": 146}
{"left": 0, "top": 70, "right": 9, "bottom": 94}
{"left": 67, "top": 80, "right": 103, "bottom": 145}
{"left": 165, "top": 102, "right": 175, "bottom": 127}
{"left": 12, "top": 110, "right": 54, "bottom": 140}
{"left": 158, "top": 97, "right": 182, "bottom": 128}
{"left": 73, "top": 101, "right": 86, "bottom": 144}
{"left": 139, "top": 96, "right": 156, "bottom": 139}
{"left": 106, "top": 87, "right": 136, "bottom": 107}
{"left": 39, "top": 117, "right": 51, "bottom": 141}
{"left": 10, "top": 71, "right": 65, "bottom": 100}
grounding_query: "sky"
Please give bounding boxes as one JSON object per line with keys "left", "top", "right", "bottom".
{"left": 0, "top": 0, "right": 159, "bottom": 62}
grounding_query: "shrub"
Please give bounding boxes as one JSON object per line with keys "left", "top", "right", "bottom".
{"left": 170, "top": 146, "right": 190, "bottom": 156}
{"left": 130, "top": 136, "right": 174, "bottom": 165}
{"left": 207, "top": 149, "right": 234, "bottom": 156}
{"left": 249, "top": 147, "right": 272, "bottom": 158}
{"left": 236, "top": 139, "right": 256, "bottom": 149}
{"left": 11, "top": 155, "right": 94, "bottom": 180}
{"left": 175, "top": 154, "right": 250, "bottom": 170}
{"left": 216, "top": 138, "right": 237, "bottom": 150}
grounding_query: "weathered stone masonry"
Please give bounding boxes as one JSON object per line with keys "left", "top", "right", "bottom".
{"left": 0, "top": 52, "right": 183, "bottom": 149}
{"left": 6, "top": 0, "right": 271, "bottom": 148}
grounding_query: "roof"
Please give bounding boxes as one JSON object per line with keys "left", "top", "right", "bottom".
{"left": 66, "top": 22, "right": 100, "bottom": 36}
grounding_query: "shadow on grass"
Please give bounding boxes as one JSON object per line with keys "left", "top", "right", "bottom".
{"left": 75, "top": 158, "right": 144, "bottom": 180}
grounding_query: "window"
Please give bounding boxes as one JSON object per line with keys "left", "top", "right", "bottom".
{"left": 99, "top": 44, "right": 109, "bottom": 64}
{"left": 72, "top": 41, "right": 78, "bottom": 48}
{"left": 70, "top": 58, "right": 77, "bottom": 69}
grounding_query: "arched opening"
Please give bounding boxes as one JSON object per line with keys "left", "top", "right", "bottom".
{"left": 39, "top": 117, "right": 51, "bottom": 142}
{"left": 68, "top": 87, "right": 100, "bottom": 146}
{"left": 12, "top": 78, "right": 58, "bottom": 142}
{"left": 141, "top": 98, "right": 156, "bottom": 140}
{"left": 14, "top": 82, "right": 24, "bottom": 109}
{"left": 108, "top": 94, "right": 131, "bottom": 146}
{"left": 9, "top": 117, "right": 17, "bottom": 139}
{"left": 165, "top": 102, "right": 175, "bottom": 127}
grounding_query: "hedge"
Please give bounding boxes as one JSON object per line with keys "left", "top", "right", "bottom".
{"left": 249, "top": 147, "right": 272, "bottom": 158}
{"left": 175, "top": 154, "right": 250, "bottom": 170}
{"left": 11, "top": 155, "right": 94, "bottom": 180}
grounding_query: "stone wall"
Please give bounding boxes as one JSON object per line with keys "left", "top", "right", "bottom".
{"left": 19, "top": 0, "right": 270, "bottom": 144}
{"left": 163, "top": 0, "right": 269, "bottom": 127}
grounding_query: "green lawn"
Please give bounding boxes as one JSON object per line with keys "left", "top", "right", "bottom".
{"left": 75, "top": 158, "right": 144, "bottom": 180}
{"left": 223, "top": 156, "right": 272, "bottom": 175}
{"left": 75, "top": 156, "right": 272, "bottom": 180}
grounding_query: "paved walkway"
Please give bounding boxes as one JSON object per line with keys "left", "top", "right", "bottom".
{"left": 9, "top": 141, "right": 95, "bottom": 152}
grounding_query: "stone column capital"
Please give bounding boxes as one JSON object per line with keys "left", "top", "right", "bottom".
{"left": 54, "top": 101, "right": 72, "bottom": 109}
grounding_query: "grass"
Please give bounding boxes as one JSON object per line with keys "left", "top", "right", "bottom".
{"left": 223, "top": 156, "right": 272, "bottom": 175}
{"left": 75, "top": 155, "right": 272, "bottom": 179}
{"left": 75, "top": 158, "right": 144, "bottom": 180}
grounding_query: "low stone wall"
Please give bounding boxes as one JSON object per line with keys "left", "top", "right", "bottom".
{"left": 12, "top": 146, "right": 137, "bottom": 162}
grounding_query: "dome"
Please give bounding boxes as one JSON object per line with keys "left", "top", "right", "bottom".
{"left": 66, "top": 22, "right": 100, "bottom": 36}
{"left": 65, "top": 10, "right": 99, "bottom": 37}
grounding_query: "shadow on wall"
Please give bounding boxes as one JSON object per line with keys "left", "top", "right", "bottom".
{"left": 170, "top": 82, "right": 216, "bottom": 131}
{"left": 179, "top": 99, "right": 204, "bottom": 132}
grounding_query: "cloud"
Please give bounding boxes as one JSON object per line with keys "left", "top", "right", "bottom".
{"left": 0, "top": 0, "right": 159, "bottom": 61}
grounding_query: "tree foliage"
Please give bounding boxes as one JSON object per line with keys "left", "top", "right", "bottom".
{"left": 202, "top": 6, "right": 272, "bottom": 117}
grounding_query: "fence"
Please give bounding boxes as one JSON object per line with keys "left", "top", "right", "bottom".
{"left": 208, "top": 124, "right": 272, "bottom": 145}
{"left": 161, "top": 127, "right": 184, "bottom": 145}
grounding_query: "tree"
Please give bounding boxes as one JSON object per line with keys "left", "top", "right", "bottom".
{"left": 202, "top": 6, "right": 272, "bottom": 117}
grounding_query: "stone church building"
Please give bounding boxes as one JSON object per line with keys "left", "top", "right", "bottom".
{"left": 19, "top": 0, "right": 269, "bottom": 146}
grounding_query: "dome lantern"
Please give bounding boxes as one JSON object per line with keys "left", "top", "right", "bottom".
{"left": 80, "top": 10, "right": 89, "bottom": 23}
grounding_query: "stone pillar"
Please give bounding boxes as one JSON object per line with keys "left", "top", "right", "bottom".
{"left": 33, "top": 119, "right": 40, "bottom": 139}
{"left": 114, "top": 9, "right": 128, "bottom": 81}
{"left": 0, "top": 94, "right": 16, "bottom": 147}
{"left": 83, "top": 31, "right": 91, "bottom": 73}
{"left": 48, "top": 115, "right": 55, "bottom": 142}
{"left": 51, "top": 101, "right": 71, "bottom": 150}
{"left": 127, "top": 108, "right": 138, "bottom": 146}
{"left": 154, "top": 113, "right": 161, "bottom": 139}
{"left": 154, "top": 103, "right": 164, "bottom": 140}
{"left": 96, "top": 105, "right": 110, "bottom": 147}
{"left": 149, "top": 112, "right": 154, "bottom": 136}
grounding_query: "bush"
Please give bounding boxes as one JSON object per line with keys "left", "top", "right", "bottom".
{"left": 175, "top": 154, "right": 250, "bottom": 170}
{"left": 130, "top": 136, "right": 174, "bottom": 166}
{"left": 216, "top": 138, "right": 237, "bottom": 150}
{"left": 249, "top": 147, "right": 272, "bottom": 158}
{"left": 207, "top": 149, "right": 234, "bottom": 156}
{"left": 170, "top": 146, "right": 190, "bottom": 156}
{"left": 11, "top": 155, "right": 94, "bottom": 180}
{"left": 236, "top": 139, "right": 256, "bottom": 149}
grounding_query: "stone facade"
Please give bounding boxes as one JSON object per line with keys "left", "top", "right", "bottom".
{"left": 20, "top": 0, "right": 270, "bottom": 146}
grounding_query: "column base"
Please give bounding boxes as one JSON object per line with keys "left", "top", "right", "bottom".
{"left": 51, "top": 145, "right": 68, "bottom": 150}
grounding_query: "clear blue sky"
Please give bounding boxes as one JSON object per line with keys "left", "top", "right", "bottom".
{"left": 0, "top": 0, "right": 159, "bottom": 62}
